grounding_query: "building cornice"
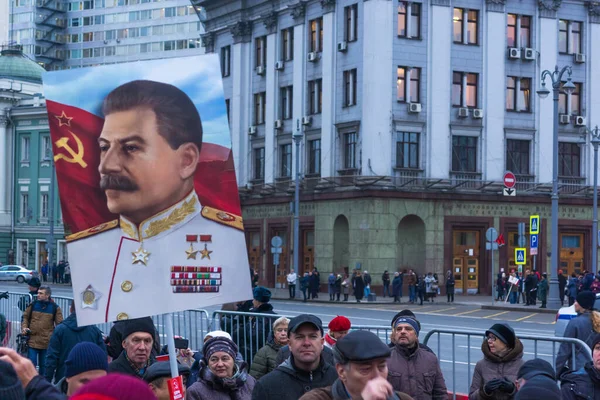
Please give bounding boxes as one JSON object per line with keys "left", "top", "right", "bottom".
{"left": 538, "top": 0, "right": 561, "bottom": 18}
{"left": 230, "top": 20, "right": 253, "bottom": 43}
{"left": 263, "top": 11, "right": 278, "bottom": 33}
{"left": 321, "top": 0, "right": 336, "bottom": 13}
{"left": 201, "top": 32, "right": 215, "bottom": 53}
{"left": 587, "top": 1, "right": 600, "bottom": 23}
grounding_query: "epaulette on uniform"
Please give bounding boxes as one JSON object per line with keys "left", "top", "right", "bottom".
{"left": 201, "top": 206, "right": 244, "bottom": 231}
{"left": 66, "top": 220, "right": 119, "bottom": 243}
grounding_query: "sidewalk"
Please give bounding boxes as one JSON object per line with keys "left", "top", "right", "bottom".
{"left": 270, "top": 288, "right": 560, "bottom": 314}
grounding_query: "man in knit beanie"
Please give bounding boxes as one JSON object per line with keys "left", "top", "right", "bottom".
{"left": 56, "top": 342, "right": 108, "bottom": 396}
{"left": 71, "top": 372, "right": 157, "bottom": 400}
{"left": 108, "top": 317, "right": 156, "bottom": 378}
{"left": 0, "top": 360, "right": 26, "bottom": 400}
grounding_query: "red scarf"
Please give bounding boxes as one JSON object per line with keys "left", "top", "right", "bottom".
{"left": 324, "top": 333, "right": 337, "bottom": 347}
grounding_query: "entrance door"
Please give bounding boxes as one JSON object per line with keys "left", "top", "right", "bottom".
{"left": 246, "top": 230, "right": 262, "bottom": 282}
{"left": 37, "top": 241, "right": 47, "bottom": 273}
{"left": 302, "top": 229, "right": 315, "bottom": 276}
{"left": 452, "top": 230, "right": 480, "bottom": 294}
{"left": 269, "top": 228, "right": 288, "bottom": 288}
{"left": 560, "top": 233, "right": 584, "bottom": 276}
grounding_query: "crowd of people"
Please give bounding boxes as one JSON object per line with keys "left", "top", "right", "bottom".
{"left": 3, "top": 282, "right": 600, "bottom": 399}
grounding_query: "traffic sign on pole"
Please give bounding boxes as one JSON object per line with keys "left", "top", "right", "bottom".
{"left": 530, "top": 234, "right": 538, "bottom": 256}
{"left": 503, "top": 171, "right": 516, "bottom": 189}
{"left": 530, "top": 215, "right": 540, "bottom": 234}
{"left": 515, "top": 248, "right": 527, "bottom": 265}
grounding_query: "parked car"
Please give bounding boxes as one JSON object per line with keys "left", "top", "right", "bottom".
{"left": 555, "top": 293, "right": 600, "bottom": 336}
{"left": 0, "top": 265, "right": 33, "bottom": 283}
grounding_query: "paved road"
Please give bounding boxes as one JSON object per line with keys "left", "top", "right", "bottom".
{"left": 1, "top": 282, "right": 565, "bottom": 395}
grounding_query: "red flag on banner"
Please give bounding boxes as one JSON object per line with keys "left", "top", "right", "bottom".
{"left": 495, "top": 234, "right": 505, "bottom": 246}
{"left": 46, "top": 100, "right": 242, "bottom": 235}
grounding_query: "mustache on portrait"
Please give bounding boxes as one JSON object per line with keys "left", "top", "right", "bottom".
{"left": 99, "top": 175, "right": 139, "bottom": 192}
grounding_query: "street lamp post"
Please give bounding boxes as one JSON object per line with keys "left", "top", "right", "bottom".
{"left": 292, "top": 120, "right": 303, "bottom": 287}
{"left": 45, "top": 148, "right": 56, "bottom": 271}
{"left": 537, "top": 65, "right": 575, "bottom": 309}
{"left": 583, "top": 126, "right": 600, "bottom": 275}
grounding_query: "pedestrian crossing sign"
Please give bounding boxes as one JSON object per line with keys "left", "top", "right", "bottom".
{"left": 515, "top": 248, "right": 527, "bottom": 265}
{"left": 530, "top": 215, "right": 540, "bottom": 234}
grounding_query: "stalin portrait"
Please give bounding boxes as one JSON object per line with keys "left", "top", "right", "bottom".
{"left": 65, "top": 79, "right": 251, "bottom": 325}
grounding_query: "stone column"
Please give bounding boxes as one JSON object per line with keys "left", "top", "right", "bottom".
{"left": 588, "top": 4, "right": 600, "bottom": 180}
{"left": 320, "top": 0, "right": 336, "bottom": 178}
{"left": 265, "top": 32, "right": 277, "bottom": 183}
{"left": 484, "top": 0, "right": 506, "bottom": 181}
{"left": 291, "top": 2, "right": 306, "bottom": 178}
{"left": 0, "top": 113, "right": 7, "bottom": 216}
{"left": 428, "top": 0, "right": 452, "bottom": 178}
{"left": 361, "top": 0, "right": 393, "bottom": 176}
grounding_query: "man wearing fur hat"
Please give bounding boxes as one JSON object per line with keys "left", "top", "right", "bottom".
{"left": 387, "top": 316, "right": 447, "bottom": 399}
{"left": 556, "top": 290, "right": 600, "bottom": 379}
{"left": 324, "top": 316, "right": 351, "bottom": 349}
{"left": 108, "top": 317, "right": 156, "bottom": 377}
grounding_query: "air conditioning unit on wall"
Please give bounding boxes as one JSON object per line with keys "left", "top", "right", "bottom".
{"left": 408, "top": 103, "right": 421, "bottom": 113}
{"left": 508, "top": 48, "right": 521, "bottom": 59}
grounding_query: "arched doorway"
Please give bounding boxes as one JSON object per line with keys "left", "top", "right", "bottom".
{"left": 333, "top": 215, "right": 350, "bottom": 274}
{"left": 397, "top": 215, "right": 426, "bottom": 275}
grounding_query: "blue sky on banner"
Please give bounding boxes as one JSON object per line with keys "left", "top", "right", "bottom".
{"left": 42, "top": 54, "right": 231, "bottom": 148}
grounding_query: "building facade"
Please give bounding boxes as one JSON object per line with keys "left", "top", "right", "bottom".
{"left": 8, "top": 0, "right": 204, "bottom": 69}
{"left": 199, "top": 0, "right": 600, "bottom": 294}
{"left": 0, "top": 46, "right": 65, "bottom": 272}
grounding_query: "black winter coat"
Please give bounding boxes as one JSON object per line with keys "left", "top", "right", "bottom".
{"left": 251, "top": 355, "right": 337, "bottom": 400}
{"left": 561, "top": 362, "right": 600, "bottom": 400}
{"left": 44, "top": 313, "right": 106, "bottom": 383}
{"left": 352, "top": 276, "right": 365, "bottom": 299}
{"left": 237, "top": 303, "right": 277, "bottom": 361}
{"left": 25, "top": 375, "right": 67, "bottom": 400}
{"left": 108, "top": 351, "right": 154, "bottom": 377}
{"left": 392, "top": 276, "right": 403, "bottom": 297}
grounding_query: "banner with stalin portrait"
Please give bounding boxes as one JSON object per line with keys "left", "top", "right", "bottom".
{"left": 42, "top": 55, "right": 252, "bottom": 326}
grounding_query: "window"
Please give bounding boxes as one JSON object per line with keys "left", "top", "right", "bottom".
{"left": 254, "top": 92, "right": 266, "bottom": 125}
{"left": 225, "top": 99, "right": 230, "bottom": 122}
{"left": 21, "top": 136, "right": 30, "bottom": 161}
{"left": 280, "top": 86, "right": 293, "bottom": 120}
{"left": 40, "top": 193, "right": 49, "bottom": 219}
{"left": 308, "top": 79, "right": 322, "bottom": 115}
{"left": 559, "top": 142, "right": 581, "bottom": 177}
{"left": 452, "top": 136, "right": 477, "bottom": 172}
{"left": 507, "top": 14, "right": 517, "bottom": 47}
{"left": 308, "top": 139, "right": 321, "bottom": 175}
{"left": 520, "top": 16, "right": 531, "bottom": 48}
{"left": 254, "top": 147, "right": 265, "bottom": 180}
{"left": 397, "top": 67, "right": 420, "bottom": 103}
{"left": 280, "top": 144, "right": 292, "bottom": 178}
{"left": 69, "top": 17, "right": 80, "bottom": 27}
{"left": 562, "top": 235, "right": 581, "bottom": 248}
{"left": 309, "top": 17, "right": 323, "bottom": 52}
{"left": 452, "top": 72, "right": 478, "bottom": 108}
{"left": 344, "top": 132, "right": 358, "bottom": 169}
{"left": 220, "top": 46, "right": 230, "bottom": 77}
{"left": 396, "top": 132, "right": 419, "bottom": 169}
{"left": 454, "top": 8, "right": 478, "bottom": 44}
{"left": 255, "top": 36, "right": 266, "bottom": 68}
{"left": 83, "top": 32, "right": 93, "bottom": 42}
{"left": 398, "top": 2, "right": 421, "bottom": 38}
{"left": 20, "top": 194, "right": 29, "bottom": 219}
{"left": 281, "top": 28, "right": 294, "bottom": 61}
{"left": 559, "top": 82, "right": 583, "bottom": 116}
{"left": 506, "top": 139, "right": 530, "bottom": 175}
{"left": 344, "top": 4, "right": 358, "bottom": 42}
{"left": 70, "top": 33, "right": 80, "bottom": 43}
{"left": 343, "top": 69, "right": 357, "bottom": 107}
{"left": 559, "top": 20, "right": 583, "bottom": 54}
{"left": 506, "top": 77, "right": 531, "bottom": 112}
{"left": 453, "top": 8, "right": 463, "bottom": 43}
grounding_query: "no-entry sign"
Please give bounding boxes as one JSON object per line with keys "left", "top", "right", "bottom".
{"left": 503, "top": 171, "right": 516, "bottom": 188}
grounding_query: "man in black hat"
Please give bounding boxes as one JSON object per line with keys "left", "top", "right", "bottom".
{"left": 299, "top": 330, "right": 412, "bottom": 400}
{"left": 252, "top": 314, "right": 337, "bottom": 400}
{"left": 387, "top": 315, "right": 447, "bottom": 399}
{"left": 515, "top": 358, "right": 560, "bottom": 398}
{"left": 556, "top": 290, "right": 599, "bottom": 378}
{"left": 108, "top": 317, "right": 157, "bottom": 377}
{"left": 144, "top": 362, "right": 190, "bottom": 400}
{"left": 560, "top": 333, "right": 600, "bottom": 400}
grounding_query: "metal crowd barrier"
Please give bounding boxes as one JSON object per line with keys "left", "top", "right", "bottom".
{"left": 1, "top": 292, "right": 212, "bottom": 353}
{"left": 423, "top": 328, "right": 592, "bottom": 399}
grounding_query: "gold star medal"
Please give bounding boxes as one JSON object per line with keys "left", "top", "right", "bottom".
{"left": 132, "top": 246, "right": 150, "bottom": 265}
{"left": 185, "top": 235, "right": 199, "bottom": 259}
{"left": 199, "top": 235, "right": 213, "bottom": 260}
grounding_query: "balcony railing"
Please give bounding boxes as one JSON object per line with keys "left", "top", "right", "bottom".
{"left": 515, "top": 174, "right": 536, "bottom": 192}
{"left": 35, "top": 14, "right": 66, "bottom": 28}
{"left": 449, "top": 171, "right": 483, "bottom": 189}
{"left": 393, "top": 168, "right": 424, "bottom": 188}
{"left": 559, "top": 176, "right": 587, "bottom": 194}
{"left": 36, "top": 0, "right": 67, "bottom": 12}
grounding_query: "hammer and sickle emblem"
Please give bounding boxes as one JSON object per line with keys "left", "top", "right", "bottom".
{"left": 54, "top": 130, "right": 88, "bottom": 168}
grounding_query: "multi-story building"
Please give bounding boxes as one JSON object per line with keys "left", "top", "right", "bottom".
{"left": 0, "top": 45, "right": 65, "bottom": 271}
{"left": 8, "top": 0, "right": 204, "bottom": 69}
{"left": 1, "top": 2, "right": 9, "bottom": 44}
{"left": 198, "top": 0, "right": 600, "bottom": 294}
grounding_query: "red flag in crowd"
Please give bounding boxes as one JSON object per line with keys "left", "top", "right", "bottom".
{"left": 46, "top": 100, "right": 242, "bottom": 235}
